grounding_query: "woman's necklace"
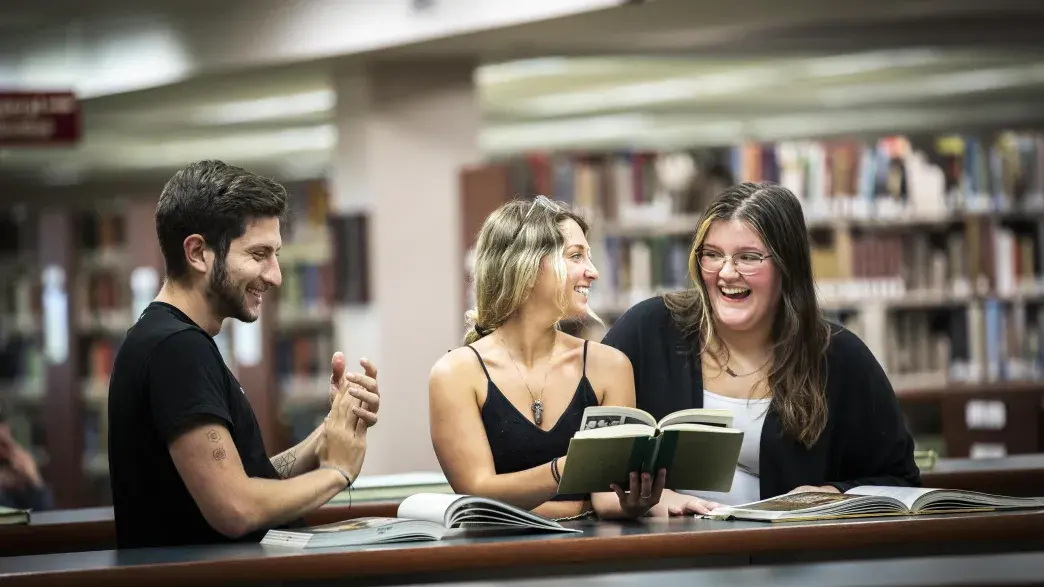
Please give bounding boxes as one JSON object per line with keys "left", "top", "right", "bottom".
{"left": 724, "top": 361, "right": 769, "bottom": 378}
{"left": 714, "top": 345, "right": 772, "bottom": 378}
{"left": 499, "top": 332, "right": 556, "bottom": 426}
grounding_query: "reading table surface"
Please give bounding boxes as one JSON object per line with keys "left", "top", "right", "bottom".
{"left": 1, "top": 510, "right": 1042, "bottom": 587}
{"left": 0, "top": 501, "right": 398, "bottom": 557}
{"left": 386, "top": 551, "right": 1044, "bottom": 587}
{"left": 5, "top": 453, "right": 1042, "bottom": 557}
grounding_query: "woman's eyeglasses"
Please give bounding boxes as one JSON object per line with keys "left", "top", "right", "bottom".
{"left": 697, "top": 248, "right": 771, "bottom": 276}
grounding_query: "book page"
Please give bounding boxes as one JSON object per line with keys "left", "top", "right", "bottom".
{"left": 658, "top": 408, "right": 734, "bottom": 430}
{"left": 573, "top": 423, "right": 655, "bottom": 439}
{"left": 728, "top": 492, "right": 856, "bottom": 512}
{"left": 397, "top": 493, "right": 465, "bottom": 526}
{"left": 579, "top": 406, "right": 656, "bottom": 431}
{"left": 845, "top": 485, "right": 937, "bottom": 509}
{"left": 307, "top": 517, "right": 403, "bottom": 533}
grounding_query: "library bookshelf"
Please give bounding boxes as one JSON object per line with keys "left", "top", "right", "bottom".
{"left": 458, "top": 131, "right": 1044, "bottom": 461}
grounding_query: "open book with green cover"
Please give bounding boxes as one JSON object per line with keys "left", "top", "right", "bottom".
{"left": 260, "top": 493, "right": 580, "bottom": 549}
{"left": 556, "top": 406, "right": 743, "bottom": 495}
{"left": 706, "top": 485, "right": 1044, "bottom": 522}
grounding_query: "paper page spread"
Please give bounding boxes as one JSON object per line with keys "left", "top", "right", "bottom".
{"left": 579, "top": 406, "right": 656, "bottom": 430}
{"left": 397, "top": 493, "right": 464, "bottom": 525}
{"left": 657, "top": 409, "right": 733, "bottom": 429}
{"left": 845, "top": 486, "right": 936, "bottom": 509}
{"left": 573, "top": 423, "right": 655, "bottom": 439}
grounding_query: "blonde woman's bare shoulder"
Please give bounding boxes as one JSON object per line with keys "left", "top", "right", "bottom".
{"left": 585, "top": 341, "right": 634, "bottom": 376}
{"left": 554, "top": 331, "right": 589, "bottom": 349}
{"left": 429, "top": 346, "right": 485, "bottom": 384}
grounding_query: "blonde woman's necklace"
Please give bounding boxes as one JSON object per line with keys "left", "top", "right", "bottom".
{"left": 499, "top": 332, "right": 556, "bottom": 426}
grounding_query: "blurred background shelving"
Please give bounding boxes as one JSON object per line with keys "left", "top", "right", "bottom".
{"left": 3, "top": 0, "right": 1044, "bottom": 507}
{"left": 459, "top": 130, "right": 1044, "bottom": 462}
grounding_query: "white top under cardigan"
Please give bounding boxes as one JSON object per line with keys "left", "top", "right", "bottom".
{"left": 679, "top": 390, "right": 771, "bottom": 506}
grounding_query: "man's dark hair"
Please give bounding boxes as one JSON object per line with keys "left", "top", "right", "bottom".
{"left": 156, "top": 160, "right": 288, "bottom": 281}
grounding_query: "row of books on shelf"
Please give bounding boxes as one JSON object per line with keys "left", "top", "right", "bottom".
{"left": 593, "top": 215, "right": 1044, "bottom": 311}
{"left": 811, "top": 217, "right": 1037, "bottom": 297}
{"left": 277, "top": 262, "right": 334, "bottom": 327}
{"left": 508, "top": 131, "right": 1044, "bottom": 226}
{"left": 77, "top": 211, "right": 127, "bottom": 251}
{"left": 839, "top": 296, "right": 1044, "bottom": 388}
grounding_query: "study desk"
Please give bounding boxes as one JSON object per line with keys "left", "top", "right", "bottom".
{"left": 1, "top": 510, "right": 1042, "bottom": 587}
{"left": 921, "top": 454, "right": 1044, "bottom": 497}
{"left": 400, "top": 551, "right": 1044, "bottom": 587}
{"left": 0, "top": 501, "right": 398, "bottom": 557}
{"left": 3, "top": 454, "right": 1042, "bottom": 558}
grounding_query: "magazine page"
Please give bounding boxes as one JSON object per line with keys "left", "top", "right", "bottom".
{"left": 306, "top": 517, "right": 403, "bottom": 534}
{"left": 845, "top": 486, "right": 937, "bottom": 509}
{"left": 579, "top": 406, "right": 656, "bottom": 431}
{"left": 724, "top": 492, "right": 858, "bottom": 513}
{"left": 450, "top": 500, "right": 578, "bottom": 532}
{"left": 397, "top": 493, "right": 464, "bottom": 526}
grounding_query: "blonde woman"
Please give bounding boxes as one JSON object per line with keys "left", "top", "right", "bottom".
{"left": 429, "top": 196, "right": 665, "bottom": 520}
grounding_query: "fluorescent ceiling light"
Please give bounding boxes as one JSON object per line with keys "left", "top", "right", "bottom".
{"left": 816, "top": 63, "right": 1044, "bottom": 107}
{"left": 802, "top": 49, "right": 943, "bottom": 78}
{"left": 479, "top": 113, "right": 650, "bottom": 152}
{"left": 8, "top": 24, "right": 193, "bottom": 99}
{"left": 191, "top": 90, "right": 336, "bottom": 125}
{"left": 477, "top": 57, "right": 624, "bottom": 85}
{"left": 513, "top": 67, "right": 781, "bottom": 116}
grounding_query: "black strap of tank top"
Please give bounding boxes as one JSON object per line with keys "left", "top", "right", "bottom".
{"left": 466, "top": 345, "right": 492, "bottom": 381}
{"left": 582, "top": 340, "right": 589, "bottom": 377}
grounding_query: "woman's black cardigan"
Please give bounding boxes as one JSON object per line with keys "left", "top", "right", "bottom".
{"left": 600, "top": 296, "right": 922, "bottom": 499}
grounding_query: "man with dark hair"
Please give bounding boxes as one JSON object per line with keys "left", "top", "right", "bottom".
{"left": 108, "top": 160, "right": 380, "bottom": 549}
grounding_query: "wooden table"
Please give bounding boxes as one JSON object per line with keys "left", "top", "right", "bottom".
{"left": 3, "top": 454, "right": 1042, "bottom": 558}
{"left": 921, "top": 454, "right": 1044, "bottom": 497}
{"left": 0, "top": 501, "right": 398, "bottom": 557}
{"left": 398, "top": 551, "right": 1044, "bottom": 587}
{"left": 1, "top": 510, "right": 1042, "bottom": 587}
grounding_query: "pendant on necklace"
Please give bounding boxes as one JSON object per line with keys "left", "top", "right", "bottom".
{"left": 531, "top": 400, "right": 544, "bottom": 426}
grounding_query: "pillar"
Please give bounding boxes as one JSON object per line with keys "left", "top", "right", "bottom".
{"left": 329, "top": 60, "right": 480, "bottom": 475}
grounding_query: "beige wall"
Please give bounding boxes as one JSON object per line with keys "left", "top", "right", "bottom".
{"left": 330, "top": 60, "right": 480, "bottom": 475}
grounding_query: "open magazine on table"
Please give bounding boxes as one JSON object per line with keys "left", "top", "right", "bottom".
{"left": 261, "top": 493, "right": 580, "bottom": 548}
{"left": 705, "top": 485, "right": 1044, "bottom": 523}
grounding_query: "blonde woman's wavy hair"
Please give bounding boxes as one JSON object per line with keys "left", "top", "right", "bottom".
{"left": 463, "top": 196, "right": 599, "bottom": 345}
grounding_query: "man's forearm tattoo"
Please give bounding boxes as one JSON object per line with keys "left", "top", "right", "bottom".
{"left": 272, "top": 449, "right": 297, "bottom": 478}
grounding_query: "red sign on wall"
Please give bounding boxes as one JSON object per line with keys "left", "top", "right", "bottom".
{"left": 0, "top": 91, "right": 81, "bottom": 146}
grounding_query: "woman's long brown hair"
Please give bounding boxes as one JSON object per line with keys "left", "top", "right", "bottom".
{"left": 664, "top": 182, "right": 832, "bottom": 447}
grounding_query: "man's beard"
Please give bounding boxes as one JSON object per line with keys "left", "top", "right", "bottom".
{"left": 206, "top": 256, "right": 255, "bottom": 323}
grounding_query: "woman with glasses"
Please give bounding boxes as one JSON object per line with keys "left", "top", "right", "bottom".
{"left": 602, "top": 182, "right": 921, "bottom": 516}
{"left": 428, "top": 196, "right": 666, "bottom": 521}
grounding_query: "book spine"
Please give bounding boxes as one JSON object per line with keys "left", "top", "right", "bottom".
{"left": 629, "top": 436, "right": 653, "bottom": 476}
{"left": 651, "top": 431, "right": 680, "bottom": 480}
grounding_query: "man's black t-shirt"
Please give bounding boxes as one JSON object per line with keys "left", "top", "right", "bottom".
{"left": 108, "top": 302, "right": 281, "bottom": 549}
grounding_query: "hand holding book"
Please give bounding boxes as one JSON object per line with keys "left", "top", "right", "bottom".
{"left": 555, "top": 406, "right": 744, "bottom": 495}
{"left": 610, "top": 469, "right": 667, "bottom": 518}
